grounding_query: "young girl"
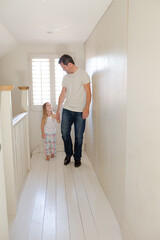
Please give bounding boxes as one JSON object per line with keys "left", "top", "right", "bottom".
{"left": 41, "top": 102, "right": 59, "bottom": 161}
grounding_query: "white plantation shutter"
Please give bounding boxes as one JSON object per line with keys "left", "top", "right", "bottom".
{"left": 30, "top": 53, "right": 72, "bottom": 110}
{"left": 54, "top": 58, "right": 66, "bottom": 105}
{"left": 31, "top": 58, "right": 51, "bottom": 105}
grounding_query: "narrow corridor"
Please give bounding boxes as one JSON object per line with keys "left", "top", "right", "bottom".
{"left": 9, "top": 151, "right": 122, "bottom": 240}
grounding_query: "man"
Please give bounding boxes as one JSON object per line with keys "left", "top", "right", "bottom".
{"left": 56, "top": 54, "right": 91, "bottom": 167}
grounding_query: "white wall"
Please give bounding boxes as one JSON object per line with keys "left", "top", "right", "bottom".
{"left": 0, "top": 22, "right": 17, "bottom": 59}
{"left": 85, "top": 0, "right": 160, "bottom": 239}
{"left": 85, "top": 0, "right": 127, "bottom": 226}
{"left": 123, "top": 0, "right": 160, "bottom": 239}
{"left": 0, "top": 43, "right": 84, "bottom": 152}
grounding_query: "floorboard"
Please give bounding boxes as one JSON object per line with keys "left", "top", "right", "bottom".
{"left": 9, "top": 151, "right": 122, "bottom": 240}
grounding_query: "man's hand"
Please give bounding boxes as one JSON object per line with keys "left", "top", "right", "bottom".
{"left": 42, "top": 133, "right": 45, "bottom": 139}
{"left": 82, "top": 108, "right": 89, "bottom": 119}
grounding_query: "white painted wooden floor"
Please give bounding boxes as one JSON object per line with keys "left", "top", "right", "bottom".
{"left": 9, "top": 151, "right": 122, "bottom": 240}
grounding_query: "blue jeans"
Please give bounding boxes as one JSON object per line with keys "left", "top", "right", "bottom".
{"left": 61, "top": 108, "right": 86, "bottom": 160}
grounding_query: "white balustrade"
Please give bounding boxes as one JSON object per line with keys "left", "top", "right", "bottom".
{"left": 0, "top": 85, "right": 30, "bottom": 239}
{"left": 12, "top": 112, "right": 30, "bottom": 198}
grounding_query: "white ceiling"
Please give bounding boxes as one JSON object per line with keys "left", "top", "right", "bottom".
{"left": 0, "top": 0, "right": 112, "bottom": 44}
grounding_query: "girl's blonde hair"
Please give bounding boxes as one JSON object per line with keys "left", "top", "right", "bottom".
{"left": 42, "top": 102, "right": 48, "bottom": 124}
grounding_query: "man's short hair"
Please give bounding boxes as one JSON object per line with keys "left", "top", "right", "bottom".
{"left": 58, "top": 54, "right": 75, "bottom": 65}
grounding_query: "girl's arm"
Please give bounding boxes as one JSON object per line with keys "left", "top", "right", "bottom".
{"left": 52, "top": 112, "right": 60, "bottom": 123}
{"left": 41, "top": 118, "right": 45, "bottom": 138}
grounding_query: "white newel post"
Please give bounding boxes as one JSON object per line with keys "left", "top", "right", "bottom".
{"left": 0, "top": 86, "right": 10, "bottom": 240}
{"left": 18, "top": 86, "right": 29, "bottom": 112}
{"left": 18, "top": 86, "right": 31, "bottom": 169}
{"left": 0, "top": 86, "right": 17, "bottom": 216}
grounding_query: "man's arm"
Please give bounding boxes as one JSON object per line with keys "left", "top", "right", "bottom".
{"left": 83, "top": 82, "right": 91, "bottom": 119}
{"left": 56, "top": 87, "right": 66, "bottom": 121}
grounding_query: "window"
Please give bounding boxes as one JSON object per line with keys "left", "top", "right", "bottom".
{"left": 31, "top": 58, "right": 51, "bottom": 105}
{"left": 30, "top": 54, "right": 66, "bottom": 110}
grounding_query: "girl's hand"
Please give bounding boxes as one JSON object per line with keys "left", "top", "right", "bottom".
{"left": 52, "top": 112, "right": 56, "bottom": 120}
{"left": 52, "top": 112, "right": 60, "bottom": 123}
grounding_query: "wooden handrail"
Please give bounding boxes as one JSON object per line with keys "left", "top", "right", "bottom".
{"left": 18, "top": 86, "right": 29, "bottom": 90}
{"left": 0, "top": 85, "right": 14, "bottom": 91}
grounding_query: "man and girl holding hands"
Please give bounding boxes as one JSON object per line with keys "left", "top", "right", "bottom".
{"left": 41, "top": 54, "right": 91, "bottom": 167}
